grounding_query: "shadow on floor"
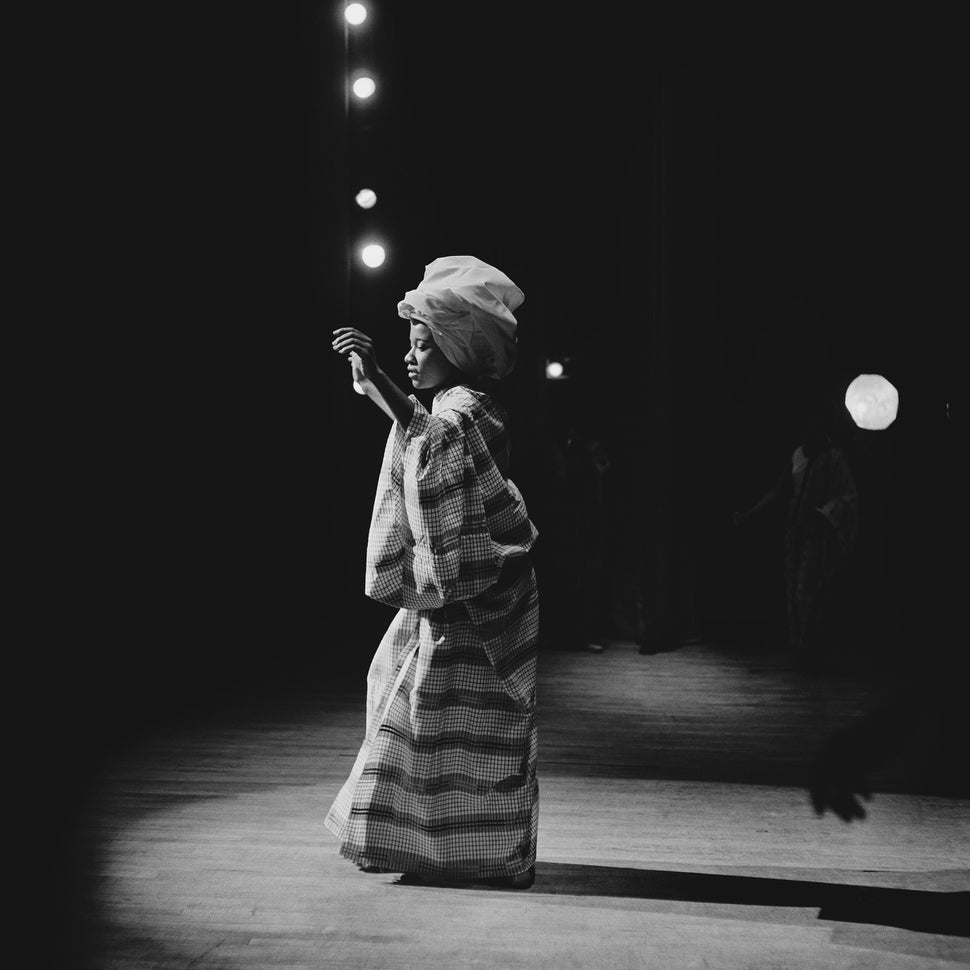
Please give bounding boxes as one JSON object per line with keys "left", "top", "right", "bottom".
{"left": 536, "top": 864, "right": 969, "bottom": 936}
{"left": 411, "top": 863, "right": 969, "bottom": 937}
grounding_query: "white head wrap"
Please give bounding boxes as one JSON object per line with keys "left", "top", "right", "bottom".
{"left": 397, "top": 255, "right": 524, "bottom": 380}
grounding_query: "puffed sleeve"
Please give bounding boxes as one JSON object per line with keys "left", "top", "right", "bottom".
{"left": 364, "top": 398, "right": 502, "bottom": 610}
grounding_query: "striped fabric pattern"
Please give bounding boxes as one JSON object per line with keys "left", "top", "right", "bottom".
{"left": 325, "top": 386, "right": 540, "bottom": 878}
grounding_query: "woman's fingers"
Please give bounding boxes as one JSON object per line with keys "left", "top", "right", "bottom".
{"left": 332, "top": 327, "right": 371, "bottom": 341}
{"left": 332, "top": 335, "right": 374, "bottom": 356}
{"left": 334, "top": 345, "right": 373, "bottom": 362}
{"left": 331, "top": 329, "right": 372, "bottom": 344}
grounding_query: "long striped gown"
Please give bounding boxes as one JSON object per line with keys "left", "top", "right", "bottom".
{"left": 325, "top": 384, "right": 540, "bottom": 879}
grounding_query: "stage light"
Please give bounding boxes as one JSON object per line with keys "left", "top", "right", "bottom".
{"left": 355, "top": 188, "right": 377, "bottom": 209}
{"left": 844, "top": 373, "right": 899, "bottom": 430}
{"left": 352, "top": 76, "right": 376, "bottom": 99}
{"left": 546, "top": 361, "right": 565, "bottom": 379}
{"left": 344, "top": 3, "right": 367, "bottom": 25}
{"left": 361, "top": 243, "right": 386, "bottom": 268}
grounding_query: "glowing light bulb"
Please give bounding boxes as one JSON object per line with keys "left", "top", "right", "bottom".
{"left": 545, "top": 361, "right": 565, "bottom": 379}
{"left": 344, "top": 4, "right": 367, "bottom": 25}
{"left": 361, "top": 244, "right": 385, "bottom": 268}
{"left": 352, "top": 76, "right": 376, "bottom": 99}
{"left": 355, "top": 188, "right": 377, "bottom": 209}
{"left": 352, "top": 381, "right": 366, "bottom": 395}
{"left": 844, "top": 373, "right": 899, "bottom": 430}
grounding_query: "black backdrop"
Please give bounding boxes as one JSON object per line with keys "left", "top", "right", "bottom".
{"left": 38, "top": 3, "right": 959, "bottom": 790}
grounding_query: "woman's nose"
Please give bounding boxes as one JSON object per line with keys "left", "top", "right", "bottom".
{"left": 404, "top": 349, "right": 415, "bottom": 364}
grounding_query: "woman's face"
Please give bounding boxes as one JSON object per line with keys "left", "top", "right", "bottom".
{"left": 404, "top": 321, "right": 458, "bottom": 390}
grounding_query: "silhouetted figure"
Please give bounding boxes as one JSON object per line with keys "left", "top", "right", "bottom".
{"left": 809, "top": 393, "right": 964, "bottom": 820}
{"left": 735, "top": 411, "right": 860, "bottom": 662}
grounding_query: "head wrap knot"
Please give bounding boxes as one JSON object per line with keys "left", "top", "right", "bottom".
{"left": 397, "top": 255, "right": 524, "bottom": 380}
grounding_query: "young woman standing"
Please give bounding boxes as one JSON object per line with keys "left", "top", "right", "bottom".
{"left": 326, "top": 256, "right": 539, "bottom": 888}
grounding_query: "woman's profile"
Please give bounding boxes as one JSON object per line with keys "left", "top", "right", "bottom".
{"left": 326, "top": 255, "right": 540, "bottom": 888}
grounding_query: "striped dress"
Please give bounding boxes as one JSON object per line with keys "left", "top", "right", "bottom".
{"left": 325, "top": 384, "right": 540, "bottom": 879}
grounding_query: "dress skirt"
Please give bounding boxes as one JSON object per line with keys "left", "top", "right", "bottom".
{"left": 325, "top": 563, "right": 539, "bottom": 879}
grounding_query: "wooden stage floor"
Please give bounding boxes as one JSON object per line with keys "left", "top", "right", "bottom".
{"left": 59, "top": 640, "right": 968, "bottom": 968}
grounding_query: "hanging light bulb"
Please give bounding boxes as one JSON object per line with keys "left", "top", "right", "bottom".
{"left": 344, "top": 4, "right": 367, "bottom": 26}
{"left": 352, "top": 76, "right": 376, "bottom": 99}
{"left": 355, "top": 188, "right": 377, "bottom": 209}
{"left": 360, "top": 243, "right": 386, "bottom": 268}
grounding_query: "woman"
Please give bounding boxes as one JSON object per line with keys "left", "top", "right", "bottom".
{"left": 325, "top": 256, "right": 540, "bottom": 888}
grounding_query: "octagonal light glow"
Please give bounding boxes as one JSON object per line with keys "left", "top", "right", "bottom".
{"left": 844, "top": 373, "right": 899, "bottom": 430}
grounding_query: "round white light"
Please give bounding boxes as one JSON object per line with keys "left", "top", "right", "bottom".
{"left": 545, "top": 361, "right": 565, "bottom": 379}
{"left": 355, "top": 188, "right": 377, "bottom": 209}
{"left": 352, "top": 381, "right": 366, "bottom": 395}
{"left": 352, "top": 76, "right": 376, "bottom": 99}
{"left": 344, "top": 4, "right": 367, "bottom": 25}
{"left": 844, "top": 373, "right": 899, "bottom": 430}
{"left": 361, "top": 244, "right": 386, "bottom": 268}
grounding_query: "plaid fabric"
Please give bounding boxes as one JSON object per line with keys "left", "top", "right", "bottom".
{"left": 325, "top": 386, "right": 540, "bottom": 877}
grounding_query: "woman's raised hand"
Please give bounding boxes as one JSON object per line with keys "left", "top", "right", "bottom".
{"left": 331, "top": 326, "right": 414, "bottom": 425}
{"left": 332, "top": 328, "right": 380, "bottom": 384}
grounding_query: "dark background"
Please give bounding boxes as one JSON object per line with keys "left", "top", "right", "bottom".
{"left": 36, "top": 3, "right": 959, "bottom": 816}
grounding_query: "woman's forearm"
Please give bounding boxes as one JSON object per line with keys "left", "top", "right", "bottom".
{"left": 359, "top": 369, "right": 415, "bottom": 426}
